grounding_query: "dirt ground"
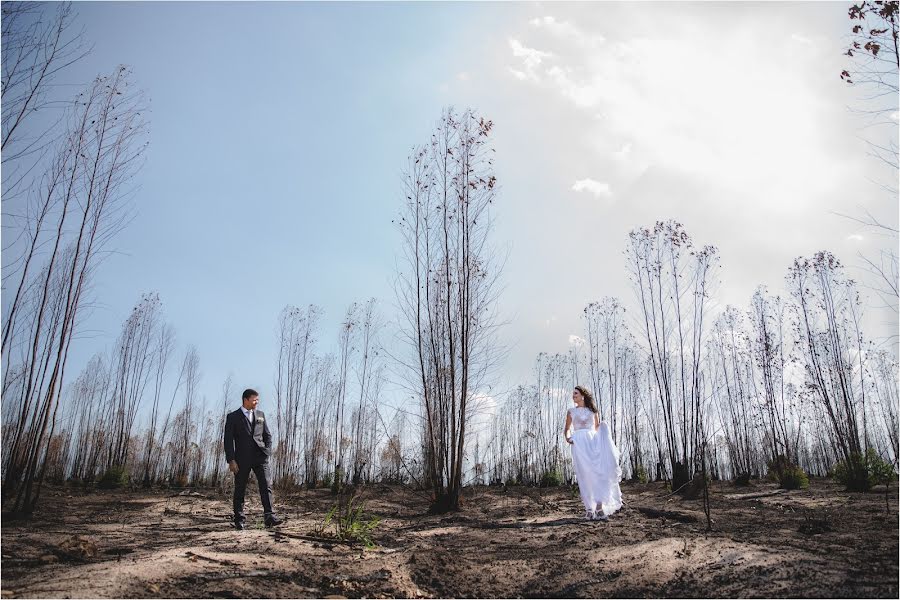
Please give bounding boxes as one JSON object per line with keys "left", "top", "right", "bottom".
{"left": 1, "top": 478, "right": 897, "bottom": 598}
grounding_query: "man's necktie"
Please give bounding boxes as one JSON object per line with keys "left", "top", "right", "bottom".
{"left": 250, "top": 410, "right": 255, "bottom": 431}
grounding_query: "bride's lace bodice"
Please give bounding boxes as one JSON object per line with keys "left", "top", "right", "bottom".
{"left": 568, "top": 406, "right": 596, "bottom": 431}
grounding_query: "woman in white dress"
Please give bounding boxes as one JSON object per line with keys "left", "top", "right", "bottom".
{"left": 564, "top": 385, "right": 623, "bottom": 521}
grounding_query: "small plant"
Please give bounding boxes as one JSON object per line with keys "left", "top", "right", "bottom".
{"left": 570, "top": 482, "right": 580, "bottom": 498}
{"left": 631, "top": 465, "right": 649, "bottom": 484}
{"left": 539, "top": 469, "right": 563, "bottom": 487}
{"left": 798, "top": 511, "right": 832, "bottom": 535}
{"left": 321, "top": 472, "right": 333, "bottom": 489}
{"left": 315, "top": 488, "right": 380, "bottom": 548}
{"left": 868, "top": 452, "right": 896, "bottom": 485}
{"left": 330, "top": 466, "right": 345, "bottom": 494}
{"left": 98, "top": 465, "right": 130, "bottom": 489}
{"left": 767, "top": 455, "right": 809, "bottom": 490}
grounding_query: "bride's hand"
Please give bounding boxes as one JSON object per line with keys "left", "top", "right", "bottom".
{"left": 566, "top": 437, "right": 574, "bottom": 445}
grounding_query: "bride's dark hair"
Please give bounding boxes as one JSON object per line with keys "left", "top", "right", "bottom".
{"left": 574, "top": 385, "right": 598, "bottom": 414}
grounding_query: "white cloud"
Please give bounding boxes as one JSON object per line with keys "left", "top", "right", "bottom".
{"left": 457, "top": 71, "right": 470, "bottom": 81}
{"left": 572, "top": 178, "right": 612, "bottom": 197}
{"left": 528, "top": 15, "right": 605, "bottom": 47}
{"left": 507, "top": 19, "right": 843, "bottom": 204}
{"left": 438, "top": 82, "right": 449, "bottom": 93}
{"left": 568, "top": 334, "right": 585, "bottom": 347}
{"left": 791, "top": 33, "right": 813, "bottom": 45}
{"left": 508, "top": 38, "right": 552, "bottom": 82}
{"left": 508, "top": 68, "right": 528, "bottom": 81}
{"left": 890, "top": 111, "right": 899, "bottom": 122}
{"left": 847, "top": 234, "right": 865, "bottom": 241}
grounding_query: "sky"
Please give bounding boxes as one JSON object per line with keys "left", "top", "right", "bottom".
{"left": 2, "top": 1, "right": 897, "bottom": 422}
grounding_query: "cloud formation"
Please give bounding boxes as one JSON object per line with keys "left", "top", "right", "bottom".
{"left": 572, "top": 178, "right": 612, "bottom": 198}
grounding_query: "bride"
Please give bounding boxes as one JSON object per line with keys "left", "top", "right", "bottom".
{"left": 564, "top": 385, "right": 623, "bottom": 521}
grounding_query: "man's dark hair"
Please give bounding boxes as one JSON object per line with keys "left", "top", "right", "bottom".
{"left": 242, "top": 388, "right": 259, "bottom": 401}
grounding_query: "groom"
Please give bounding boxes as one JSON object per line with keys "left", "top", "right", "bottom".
{"left": 223, "top": 388, "right": 283, "bottom": 529}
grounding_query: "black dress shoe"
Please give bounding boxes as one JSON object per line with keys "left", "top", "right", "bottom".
{"left": 233, "top": 520, "right": 245, "bottom": 530}
{"left": 265, "top": 516, "right": 284, "bottom": 528}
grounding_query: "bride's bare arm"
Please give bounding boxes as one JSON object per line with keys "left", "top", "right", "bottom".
{"left": 594, "top": 412, "right": 600, "bottom": 430}
{"left": 564, "top": 411, "right": 573, "bottom": 444}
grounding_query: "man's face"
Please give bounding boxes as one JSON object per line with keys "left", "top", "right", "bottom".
{"left": 243, "top": 395, "right": 259, "bottom": 410}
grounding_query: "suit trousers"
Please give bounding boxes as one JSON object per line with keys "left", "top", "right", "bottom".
{"left": 233, "top": 460, "right": 274, "bottom": 521}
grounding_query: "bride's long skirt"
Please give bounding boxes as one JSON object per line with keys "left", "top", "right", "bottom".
{"left": 571, "top": 422, "right": 623, "bottom": 515}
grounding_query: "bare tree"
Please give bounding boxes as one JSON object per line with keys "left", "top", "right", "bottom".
{"left": 107, "top": 293, "right": 162, "bottom": 469}
{"left": 707, "top": 306, "right": 761, "bottom": 479}
{"left": 1, "top": 66, "right": 148, "bottom": 514}
{"left": 395, "top": 107, "right": 503, "bottom": 512}
{"left": 583, "top": 297, "right": 632, "bottom": 444}
{"left": 349, "top": 298, "right": 384, "bottom": 484}
{"left": 748, "top": 287, "right": 802, "bottom": 469}
{"left": 305, "top": 354, "right": 337, "bottom": 487}
{"left": 626, "top": 221, "right": 718, "bottom": 491}
{"left": 1, "top": 2, "right": 89, "bottom": 172}
{"left": 212, "top": 373, "right": 234, "bottom": 487}
{"left": 838, "top": 2, "right": 899, "bottom": 321}
{"left": 170, "top": 346, "right": 200, "bottom": 486}
{"left": 140, "top": 323, "right": 174, "bottom": 485}
{"left": 332, "top": 303, "right": 359, "bottom": 491}
{"left": 788, "top": 252, "right": 870, "bottom": 489}
{"left": 62, "top": 353, "right": 110, "bottom": 481}
{"left": 868, "top": 349, "right": 899, "bottom": 462}
{"left": 273, "top": 304, "right": 320, "bottom": 486}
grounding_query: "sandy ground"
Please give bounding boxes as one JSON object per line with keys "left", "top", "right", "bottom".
{"left": 1, "top": 478, "right": 896, "bottom": 598}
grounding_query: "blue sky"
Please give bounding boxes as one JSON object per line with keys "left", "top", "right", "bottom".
{"left": 3, "top": 1, "right": 897, "bottom": 421}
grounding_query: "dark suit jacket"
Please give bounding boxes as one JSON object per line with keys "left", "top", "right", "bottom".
{"left": 223, "top": 408, "right": 272, "bottom": 466}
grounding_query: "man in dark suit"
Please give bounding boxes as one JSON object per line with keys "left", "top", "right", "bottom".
{"left": 223, "top": 388, "right": 283, "bottom": 529}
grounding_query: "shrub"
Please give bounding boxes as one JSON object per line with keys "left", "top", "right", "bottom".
{"left": 329, "top": 467, "right": 346, "bottom": 493}
{"left": 631, "top": 465, "right": 649, "bottom": 484}
{"left": 866, "top": 449, "right": 896, "bottom": 487}
{"left": 733, "top": 472, "right": 752, "bottom": 486}
{"left": 832, "top": 449, "right": 897, "bottom": 492}
{"left": 779, "top": 465, "right": 809, "bottom": 490}
{"left": 98, "top": 465, "right": 129, "bottom": 489}
{"left": 767, "top": 455, "right": 809, "bottom": 490}
{"left": 539, "top": 469, "right": 563, "bottom": 487}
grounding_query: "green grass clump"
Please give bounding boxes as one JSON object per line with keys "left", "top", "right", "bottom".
{"left": 539, "top": 469, "right": 563, "bottom": 487}
{"left": 316, "top": 490, "right": 381, "bottom": 548}
{"left": 98, "top": 465, "right": 130, "bottom": 489}
{"left": 767, "top": 455, "right": 809, "bottom": 490}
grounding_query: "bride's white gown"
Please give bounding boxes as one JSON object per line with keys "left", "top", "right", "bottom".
{"left": 569, "top": 406, "right": 623, "bottom": 516}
